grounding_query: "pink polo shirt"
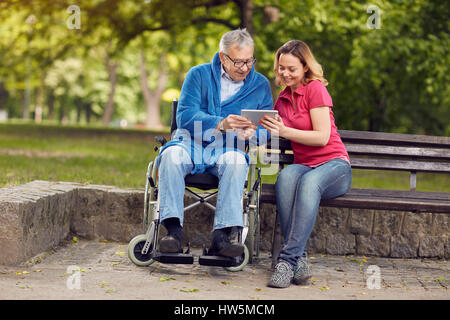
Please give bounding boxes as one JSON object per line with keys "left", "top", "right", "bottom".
{"left": 274, "top": 80, "right": 349, "bottom": 167}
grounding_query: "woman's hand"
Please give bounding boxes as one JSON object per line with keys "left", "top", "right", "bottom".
{"left": 259, "top": 115, "right": 286, "bottom": 137}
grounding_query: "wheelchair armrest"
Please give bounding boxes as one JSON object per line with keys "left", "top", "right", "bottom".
{"left": 252, "top": 168, "right": 261, "bottom": 191}
{"left": 155, "top": 135, "right": 167, "bottom": 146}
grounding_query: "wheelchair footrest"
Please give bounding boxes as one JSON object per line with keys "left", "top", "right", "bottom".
{"left": 198, "top": 255, "right": 236, "bottom": 267}
{"left": 153, "top": 252, "right": 194, "bottom": 264}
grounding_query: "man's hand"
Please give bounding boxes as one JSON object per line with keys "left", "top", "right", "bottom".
{"left": 216, "top": 114, "right": 257, "bottom": 140}
{"left": 223, "top": 114, "right": 256, "bottom": 131}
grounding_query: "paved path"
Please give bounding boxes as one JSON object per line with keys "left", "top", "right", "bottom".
{"left": 0, "top": 240, "right": 448, "bottom": 300}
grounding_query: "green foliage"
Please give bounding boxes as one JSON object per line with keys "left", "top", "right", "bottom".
{"left": 0, "top": 0, "right": 448, "bottom": 135}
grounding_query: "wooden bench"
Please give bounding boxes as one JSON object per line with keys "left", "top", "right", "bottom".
{"left": 260, "top": 130, "right": 450, "bottom": 264}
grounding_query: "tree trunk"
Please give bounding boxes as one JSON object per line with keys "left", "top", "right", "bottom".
{"left": 34, "top": 75, "right": 44, "bottom": 123}
{"left": 0, "top": 82, "right": 8, "bottom": 110}
{"left": 102, "top": 52, "right": 118, "bottom": 126}
{"left": 85, "top": 102, "right": 92, "bottom": 124}
{"left": 47, "top": 89, "right": 55, "bottom": 121}
{"left": 140, "top": 50, "right": 167, "bottom": 129}
{"left": 239, "top": 0, "right": 254, "bottom": 35}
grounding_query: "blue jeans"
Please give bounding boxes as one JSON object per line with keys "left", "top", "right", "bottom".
{"left": 275, "top": 159, "right": 352, "bottom": 267}
{"left": 157, "top": 146, "right": 248, "bottom": 230}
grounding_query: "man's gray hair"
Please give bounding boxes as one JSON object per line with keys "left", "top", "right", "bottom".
{"left": 219, "top": 28, "right": 254, "bottom": 54}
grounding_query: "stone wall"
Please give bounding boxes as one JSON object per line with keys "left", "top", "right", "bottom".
{"left": 258, "top": 205, "right": 449, "bottom": 259}
{"left": 0, "top": 180, "right": 448, "bottom": 265}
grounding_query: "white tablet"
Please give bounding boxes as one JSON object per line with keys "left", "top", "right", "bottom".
{"left": 241, "top": 109, "right": 279, "bottom": 125}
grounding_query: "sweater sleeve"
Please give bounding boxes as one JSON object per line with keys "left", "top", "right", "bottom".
{"left": 176, "top": 67, "right": 222, "bottom": 136}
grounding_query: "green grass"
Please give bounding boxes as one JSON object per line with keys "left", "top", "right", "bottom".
{"left": 0, "top": 122, "right": 169, "bottom": 189}
{"left": 1, "top": 122, "right": 449, "bottom": 192}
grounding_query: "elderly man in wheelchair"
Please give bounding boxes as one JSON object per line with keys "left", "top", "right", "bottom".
{"left": 128, "top": 28, "right": 273, "bottom": 271}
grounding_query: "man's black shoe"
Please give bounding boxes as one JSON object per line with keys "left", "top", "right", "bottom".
{"left": 208, "top": 228, "right": 244, "bottom": 258}
{"left": 159, "top": 235, "right": 183, "bottom": 253}
{"left": 160, "top": 218, "right": 183, "bottom": 253}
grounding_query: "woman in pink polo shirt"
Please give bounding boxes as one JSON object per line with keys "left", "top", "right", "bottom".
{"left": 261, "top": 40, "right": 352, "bottom": 288}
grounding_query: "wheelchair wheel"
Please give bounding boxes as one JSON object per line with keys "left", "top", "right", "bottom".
{"left": 128, "top": 234, "right": 155, "bottom": 267}
{"left": 246, "top": 207, "right": 259, "bottom": 264}
{"left": 245, "top": 186, "right": 261, "bottom": 264}
{"left": 225, "top": 244, "right": 249, "bottom": 272}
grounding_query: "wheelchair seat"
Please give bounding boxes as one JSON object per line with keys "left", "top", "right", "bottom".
{"left": 185, "top": 173, "right": 219, "bottom": 190}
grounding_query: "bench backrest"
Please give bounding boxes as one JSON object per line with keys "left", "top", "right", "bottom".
{"left": 264, "top": 130, "right": 450, "bottom": 191}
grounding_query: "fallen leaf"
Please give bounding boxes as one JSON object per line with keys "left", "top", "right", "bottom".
{"left": 335, "top": 267, "right": 344, "bottom": 272}
{"left": 319, "top": 286, "right": 329, "bottom": 291}
{"left": 98, "top": 281, "right": 110, "bottom": 288}
{"left": 115, "top": 251, "right": 125, "bottom": 257}
{"left": 180, "top": 288, "right": 199, "bottom": 293}
{"left": 105, "top": 289, "right": 117, "bottom": 294}
{"left": 434, "top": 277, "right": 447, "bottom": 282}
{"left": 34, "top": 270, "right": 42, "bottom": 273}
{"left": 159, "top": 276, "right": 176, "bottom": 282}
{"left": 71, "top": 237, "right": 78, "bottom": 243}
{"left": 57, "top": 273, "right": 71, "bottom": 277}
{"left": 221, "top": 281, "right": 231, "bottom": 285}
{"left": 17, "top": 285, "right": 33, "bottom": 289}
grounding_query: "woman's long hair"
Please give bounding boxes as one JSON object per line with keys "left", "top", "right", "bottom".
{"left": 274, "top": 40, "right": 328, "bottom": 87}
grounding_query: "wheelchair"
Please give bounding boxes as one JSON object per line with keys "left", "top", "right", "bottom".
{"left": 128, "top": 99, "right": 262, "bottom": 272}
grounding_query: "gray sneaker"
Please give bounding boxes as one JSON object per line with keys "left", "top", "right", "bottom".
{"left": 267, "top": 261, "right": 294, "bottom": 288}
{"left": 293, "top": 256, "right": 312, "bottom": 285}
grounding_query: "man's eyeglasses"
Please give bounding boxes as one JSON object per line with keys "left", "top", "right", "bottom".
{"left": 224, "top": 53, "right": 256, "bottom": 68}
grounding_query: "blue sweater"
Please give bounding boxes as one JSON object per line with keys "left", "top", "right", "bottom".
{"left": 158, "top": 52, "right": 273, "bottom": 174}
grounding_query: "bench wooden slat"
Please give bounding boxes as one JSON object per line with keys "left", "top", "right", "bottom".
{"left": 345, "top": 143, "right": 450, "bottom": 160}
{"left": 267, "top": 131, "right": 450, "bottom": 149}
{"left": 321, "top": 196, "right": 450, "bottom": 213}
{"left": 341, "top": 188, "right": 450, "bottom": 201}
{"left": 350, "top": 158, "right": 450, "bottom": 173}
{"left": 339, "top": 130, "right": 450, "bottom": 148}
{"left": 261, "top": 184, "right": 450, "bottom": 213}
{"left": 262, "top": 153, "right": 450, "bottom": 173}
{"left": 263, "top": 153, "right": 293, "bottom": 165}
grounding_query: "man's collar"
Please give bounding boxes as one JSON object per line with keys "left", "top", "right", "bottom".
{"left": 221, "top": 64, "right": 244, "bottom": 83}
{"left": 221, "top": 64, "right": 231, "bottom": 80}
